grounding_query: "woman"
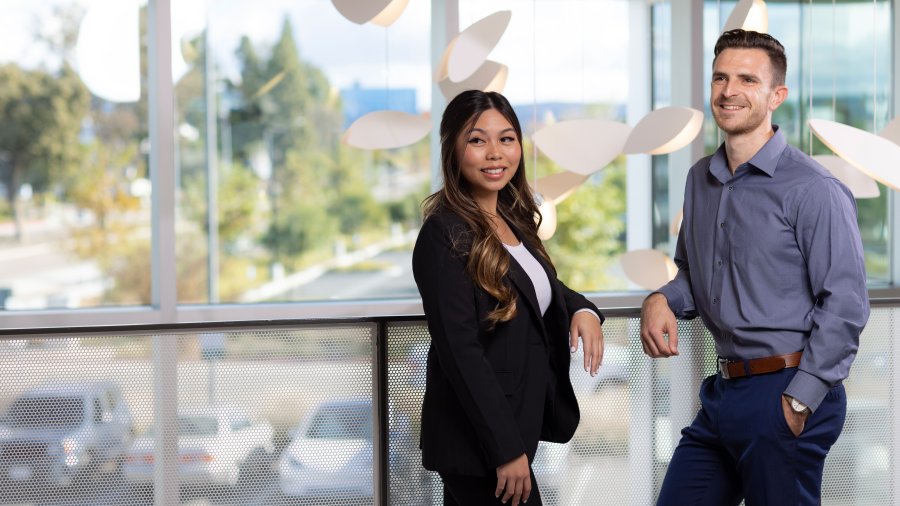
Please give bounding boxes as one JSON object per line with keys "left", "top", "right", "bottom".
{"left": 412, "top": 90, "right": 605, "bottom": 506}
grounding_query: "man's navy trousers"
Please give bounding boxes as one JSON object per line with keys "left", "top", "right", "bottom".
{"left": 657, "top": 367, "right": 846, "bottom": 505}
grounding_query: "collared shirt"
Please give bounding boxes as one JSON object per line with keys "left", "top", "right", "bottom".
{"left": 658, "top": 126, "right": 870, "bottom": 412}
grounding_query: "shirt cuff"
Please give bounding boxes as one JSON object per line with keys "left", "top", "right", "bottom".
{"left": 783, "top": 369, "right": 831, "bottom": 413}
{"left": 574, "top": 308, "right": 602, "bottom": 323}
{"left": 654, "top": 286, "right": 683, "bottom": 315}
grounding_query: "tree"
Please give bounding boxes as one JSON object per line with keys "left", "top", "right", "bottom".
{"left": 0, "top": 64, "right": 89, "bottom": 241}
{"left": 230, "top": 17, "right": 347, "bottom": 264}
{"left": 545, "top": 162, "right": 628, "bottom": 291}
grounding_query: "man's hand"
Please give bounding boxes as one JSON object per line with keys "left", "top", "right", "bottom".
{"left": 570, "top": 311, "right": 604, "bottom": 376}
{"left": 496, "top": 453, "right": 531, "bottom": 505}
{"left": 781, "top": 395, "right": 810, "bottom": 437}
{"left": 640, "top": 293, "right": 679, "bottom": 357}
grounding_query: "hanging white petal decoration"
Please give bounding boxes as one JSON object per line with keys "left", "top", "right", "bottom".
{"left": 878, "top": 117, "right": 900, "bottom": 146}
{"left": 812, "top": 155, "right": 880, "bottom": 199}
{"left": 722, "top": 0, "right": 769, "bottom": 33}
{"left": 809, "top": 119, "right": 900, "bottom": 191}
{"left": 438, "top": 61, "right": 508, "bottom": 101}
{"left": 331, "top": 0, "right": 394, "bottom": 24}
{"left": 533, "top": 120, "right": 632, "bottom": 175}
{"left": 433, "top": 37, "right": 457, "bottom": 82}
{"left": 171, "top": 0, "right": 208, "bottom": 84}
{"left": 75, "top": 0, "right": 141, "bottom": 103}
{"left": 344, "top": 111, "right": 431, "bottom": 150}
{"left": 535, "top": 195, "right": 558, "bottom": 240}
{"left": 620, "top": 249, "right": 678, "bottom": 291}
{"left": 534, "top": 171, "right": 588, "bottom": 205}
{"left": 370, "top": 0, "right": 411, "bottom": 27}
{"left": 448, "top": 10, "right": 512, "bottom": 83}
{"left": 623, "top": 107, "right": 704, "bottom": 155}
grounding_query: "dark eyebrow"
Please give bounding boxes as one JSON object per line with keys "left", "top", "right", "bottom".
{"left": 466, "top": 127, "right": 517, "bottom": 135}
{"left": 712, "top": 71, "right": 761, "bottom": 81}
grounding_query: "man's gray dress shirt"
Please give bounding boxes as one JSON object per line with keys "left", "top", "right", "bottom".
{"left": 658, "top": 126, "right": 870, "bottom": 412}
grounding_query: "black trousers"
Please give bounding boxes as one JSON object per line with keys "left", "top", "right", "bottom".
{"left": 441, "top": 467, "right": 543, "bottom": 506}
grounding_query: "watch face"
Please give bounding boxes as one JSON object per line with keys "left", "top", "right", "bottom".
{"left": 791, "top": 399, "right": 807, "bottom": 413}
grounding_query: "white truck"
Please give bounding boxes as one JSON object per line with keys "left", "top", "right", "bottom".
{"left": 0, "top": 382, "right": 134, "bottom": 487}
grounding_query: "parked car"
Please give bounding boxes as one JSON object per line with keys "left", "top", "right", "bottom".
{"left": 278, "top": 398, "right": 412, "bottom": 502}
{"left": 123, "top": 405, "right": 274, "bottom": 487}
{"left": 0, "top": 381, "right": 134, "bottom": 487}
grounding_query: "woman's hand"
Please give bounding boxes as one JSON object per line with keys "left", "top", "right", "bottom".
{"left": 496, "top": 453, "right": 531, "bottom": 505}
{"left": 570, "top": 311, "right": 604, "bottom": 376}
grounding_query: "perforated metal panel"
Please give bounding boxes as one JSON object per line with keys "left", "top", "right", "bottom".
{"left": 386, "top": 310, "right": 895, "bottom": 506}
{"left": 0, "top": 309, "right": 894, "bottom": 505}
{"left": 0, "top": 324, "right": 375, "bottom": 505}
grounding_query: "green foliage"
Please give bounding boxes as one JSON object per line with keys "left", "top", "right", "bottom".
{"left": 231, "top": 17, "right": 350, "bottom": 263}
{"left": 261, "top": 203, "right": 337, "bottom": 268}
{"left": 182, "top": 165, "right": 263, "bottom": 245}
{"left": 0, "top": 63, "right": 89, "bottom": 239}
{"left": 543, "top": 161, "right": 627, "bottom": 292}
{"left": 67, "top": 141, "right": 141, "bottom": 229}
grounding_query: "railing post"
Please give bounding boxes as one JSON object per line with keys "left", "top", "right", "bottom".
{"left": 375, "top": 321, "right": 390, "bottom": 505}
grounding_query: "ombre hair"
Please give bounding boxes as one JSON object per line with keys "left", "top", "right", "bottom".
{"left": 422, "top": 90, "right": 552, "bottom": 328}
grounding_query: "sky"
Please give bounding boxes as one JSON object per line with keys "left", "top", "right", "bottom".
{"left": 0, "top": 0, "right": 632, "bottom": 112}
{"left": 0, "top": 0, "right": 890, "bottom": 115}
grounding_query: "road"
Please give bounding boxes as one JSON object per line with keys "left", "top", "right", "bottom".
{"left": 284, "top": 250, "right": 418, "bottom": 301}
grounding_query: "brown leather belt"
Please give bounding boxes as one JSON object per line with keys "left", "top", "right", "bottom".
{"left": 717, "top": 351, "right": 803, "bottom": 380}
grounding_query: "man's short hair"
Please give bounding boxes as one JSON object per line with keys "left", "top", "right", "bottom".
{"left": 714, "top": 29, "right": 787, "bottom": 86}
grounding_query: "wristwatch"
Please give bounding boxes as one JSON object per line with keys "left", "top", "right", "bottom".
{"left": 786, "top": 395, "right": 810, "bottom": 414}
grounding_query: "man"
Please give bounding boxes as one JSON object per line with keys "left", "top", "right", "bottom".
{"left": 640, "top": 29, "right": 869, "bottom": 505}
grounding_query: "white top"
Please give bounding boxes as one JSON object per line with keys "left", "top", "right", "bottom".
{"left": 503, "top": 242, "right": 552, "bottom": 316}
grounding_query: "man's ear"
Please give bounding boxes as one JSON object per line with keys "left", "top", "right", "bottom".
{"left": 770, "top": 85, "right": 788, "bottom": 111}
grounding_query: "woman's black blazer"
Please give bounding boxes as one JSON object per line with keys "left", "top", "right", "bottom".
{"left": 412, "top": 209, "right": 604, "bottom": 477}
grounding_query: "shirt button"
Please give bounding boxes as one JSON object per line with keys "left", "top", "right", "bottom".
{"left": 712, "top": 298, "right": 719, "bottom": 304}
{"left": 728, "top": 186, "right": 734, "bottom": 191}
{"left": 719, "top": 222, "right": 725, "bottom": 228}
{"left": 717, "top": 260, "right": 723, "bottom": 267}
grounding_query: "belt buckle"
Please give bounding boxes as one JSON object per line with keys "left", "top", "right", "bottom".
{"left": 717, "top": 357, "right": 731, "bottom": 379}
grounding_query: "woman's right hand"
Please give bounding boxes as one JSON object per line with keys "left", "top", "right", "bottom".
{"left": 496, "top": 453, "right": 531, "bottom": 505}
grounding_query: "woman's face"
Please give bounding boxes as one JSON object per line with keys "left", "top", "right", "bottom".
{"left": 456, "top": 108, "right": 521, "bottom": 207}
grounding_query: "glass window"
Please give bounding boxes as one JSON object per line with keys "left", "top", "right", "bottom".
{"left": 460, "top": 0, "right": 632, "bottom": 292}
{"left": 0, "top": 1, "right": 150, "bottom": 309}
{"left": 177, "top": 1, "right": 431, "bottom": 304}
{"left": 703, "top": 0, "right": 891, "bottom": 283}
{"left": 651, "top": 2, "right": 673, "bottom": 251}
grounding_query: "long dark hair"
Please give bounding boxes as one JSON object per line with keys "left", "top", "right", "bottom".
{"left": 422, "top": 90, "right": 553, "bottom": 327}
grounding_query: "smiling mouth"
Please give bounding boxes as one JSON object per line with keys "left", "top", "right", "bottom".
{"left": 719, "top": 104, "right": 745, "bottom": 111}
{"left": 481, "top": 167, "right": 505, "bottom": 175}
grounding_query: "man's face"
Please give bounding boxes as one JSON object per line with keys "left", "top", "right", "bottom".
{"left": 710, "top": 47, "right": 787, "bottom": 137}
